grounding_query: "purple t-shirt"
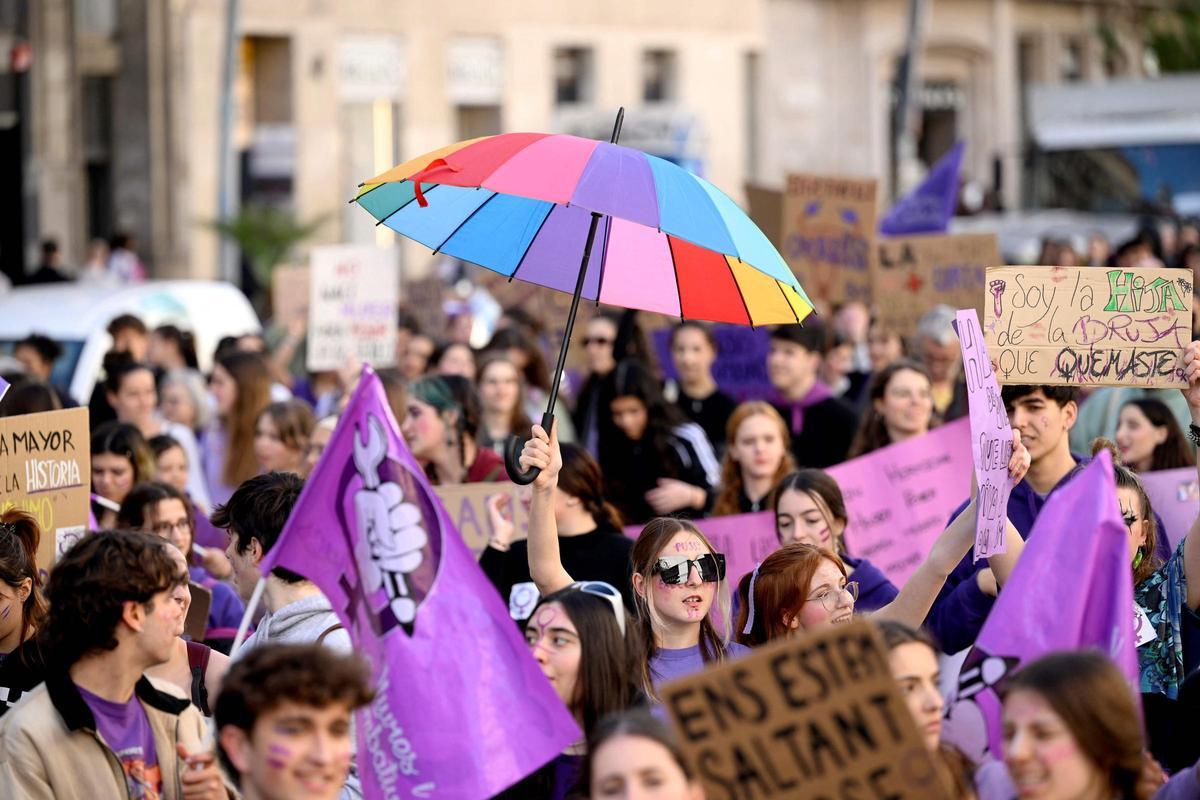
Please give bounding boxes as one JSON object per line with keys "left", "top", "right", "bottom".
{"left": 78, "top": 685, "right": 162, "bottom": 799}
{"left": 649, "top": 641, "right": 751, "bottom": 687}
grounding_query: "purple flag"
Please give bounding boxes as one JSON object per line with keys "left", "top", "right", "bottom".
{"left": 0, "top": 376, "right": 8, "bottom": 402}
{"left": 954, "top": 309, "right": 1014, "bottom": 561}
{"left": 260, "top": 366, "right": 581, "bottom": 800}
{"left": 943, "top": 452, "right": 1138, "bottom": 760}
{"left": 880, "top": 141, "right": 964, "bottom": 236}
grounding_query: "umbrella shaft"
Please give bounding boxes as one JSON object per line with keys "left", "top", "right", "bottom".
{"left": 545, "top": 210, "right": 603, "bottom": 417}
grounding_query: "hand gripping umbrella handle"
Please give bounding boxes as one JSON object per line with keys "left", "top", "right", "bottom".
{"left": 504, "top": 412, "right": 555, "bottom": 485}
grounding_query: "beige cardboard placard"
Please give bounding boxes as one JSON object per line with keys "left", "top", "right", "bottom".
{"left": 434, "top": 481, "right": 528, "bottom": 556}
{"left": 781, "top": 173, "right": 878, "bottom": 309}
{"left": 271, "top": 264, "right": 311, "bottom": 328}
{"left": 661, "top": 618, "right": 951, "bottom": 800}
{"left": 0, "top": 407, "right": 91, "bottom": 571}
{"left": 874, "top": 232, "right": 999, "bottom": 334}
{"left": 983, "top": 266, "right": 1192, "bottom": 387}
{"left": 744, "top": 183, "right": 784, "bottom": 252}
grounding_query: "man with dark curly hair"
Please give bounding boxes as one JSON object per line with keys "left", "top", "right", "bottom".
{"left": 216, "top": 643, "right": 374, "bottom": 800}
{"left": 0, "top": 530, "right": 233, "bottom": 799}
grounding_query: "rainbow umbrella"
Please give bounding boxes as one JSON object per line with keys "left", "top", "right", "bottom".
{"left": 352, "top": 110, "right": 813, "bottom": 481}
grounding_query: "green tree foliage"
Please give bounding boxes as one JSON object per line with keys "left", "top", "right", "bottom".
{"left": 1146, "top": 1, "right": 1200, "bottom": 73}
{"left": 209, "top": 204, "right": 326, "bottom": 286}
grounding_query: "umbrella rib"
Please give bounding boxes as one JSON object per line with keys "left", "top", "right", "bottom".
{"left": 593, "top": 215, "right": 613, "bottom": 306}
{"left": 728, "top": 257, "right": 756, "bottom": 328}
{"left": 431, "top": 190, "right": 498, "bottom": 254}
{"left": 508, "top": 203, "right": 557, "bottom": 283}
{"left": 666, "top": 235, "right": 685, "bottom": 322}
{"left": 775, "top": 279, "right": 801, "bottom": 324}
{"left": 374, "top": 181, "right": 437, "bottom": 227}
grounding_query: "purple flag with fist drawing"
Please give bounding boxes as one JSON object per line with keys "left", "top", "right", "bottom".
{"left": 259, "top": 366, "right": 581, "bottom": 800}
{"left": 880, "top": 141, "right": 964, "bottom": 236}
{"left": 942, "top": 452, "right": 1137, "bottom": 761}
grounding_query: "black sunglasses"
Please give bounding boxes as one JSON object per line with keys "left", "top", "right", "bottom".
{"left": 652, "top": 553, "right": 726, "bottom": 585}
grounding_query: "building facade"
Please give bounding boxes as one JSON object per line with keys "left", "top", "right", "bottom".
{"left": 9, "top": 0, "right": 1167, "bottom": 282}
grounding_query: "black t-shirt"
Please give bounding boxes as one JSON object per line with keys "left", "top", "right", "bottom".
{"left": 479, "top": 522, "right": 636, "bottom": 621}
{"left": 673, "top": 388, "right": 737, "bottom": 458}
{"left": 772, "top": 395, "right": 860, "bottom": 468}
{"left": 0, "top": 638, "right": 46, "bottom": 718}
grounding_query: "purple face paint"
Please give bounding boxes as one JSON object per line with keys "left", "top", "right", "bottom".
{"left": 266, "top": 742, "right": 291, "bottom": 770}
{"left": 0, "top": 604, "right": 11, "bottom": 620}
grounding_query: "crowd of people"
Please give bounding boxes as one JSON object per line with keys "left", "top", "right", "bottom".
{"left": 0, "top": 226, "right": 1198, "bottom": 798}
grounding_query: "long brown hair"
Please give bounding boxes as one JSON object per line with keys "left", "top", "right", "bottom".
{"left": 878, "top": 621, "right": 978, "bottom": 800}
{"left": 527, "top": 586, "right": 641, "bottom": 736}
{"left": 475, "top": 353, "right": 533, "bottom": 436}
{"left": 258, "top": 399, "right": 317, "bottom": 453}
{"left": 217, "top": 351, "right": 271, "bottom": 487}
{"left": 0, "top": 509, "right": 48, "bottom": 656}
{"left": 557, "top": 442, "right": 624, "bottom": 531}
{"left": 712, "top": 402, "right": 795, "bottom": 517}
{"left": 848, "top": 359, "right": 935, "bottom": 458}
{"left": 630, "top": 518, "right": 730, "bottom": 700}
{"left": 769, "top": 469, "right": 848, "bottom": 555}
{"left": 1122, "top": 398, "right": 1195, "bottom": 471}
{"left": 1003, "top": 651, "right": 1149, "bottom": 800}
{"left": 734, "top": 542, "right": 846, "bottom": 646}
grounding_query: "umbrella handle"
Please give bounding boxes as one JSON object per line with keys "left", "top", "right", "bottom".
{"left": 504, "top": 412, "right": 556, "bottom": 485}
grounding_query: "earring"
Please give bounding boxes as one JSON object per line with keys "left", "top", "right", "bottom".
{"left": 1133, "top": 548, "right": 1144, "bottom": 570}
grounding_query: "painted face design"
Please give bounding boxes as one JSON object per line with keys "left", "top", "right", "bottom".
{"left": 648, "top": 532, "right": 717, "bottom": 626}
{"left": 524, "top": 601, "right": 581, "bottom": 708}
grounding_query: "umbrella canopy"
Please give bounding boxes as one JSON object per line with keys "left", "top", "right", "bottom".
{"left": 353, "top": 132, "right": 814, "bottom": 326}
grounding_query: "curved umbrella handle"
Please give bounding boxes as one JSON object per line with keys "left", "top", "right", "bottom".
{"left": 504, "top": 412, "right": 555, "bottom": 485}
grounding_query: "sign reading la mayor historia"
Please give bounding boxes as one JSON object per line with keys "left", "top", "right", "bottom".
{"left": 0, "top": 407, "right": 90, "bottom": 570}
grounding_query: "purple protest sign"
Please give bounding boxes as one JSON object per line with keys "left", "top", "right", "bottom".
{"left": 652, "top": 325, "right": 774, "bottom": 402}
{"left": 955, "top": 308, "right": 1014, "bottom": 561}
{"left": 830, "top": 418, "right": 973, "bottom": 585}
{"left": 260, "top": 366, "right": 580, "bottom": 800}
{"left": 942, "top": 452, "right": 1137, "bottom": 761}
{"left": 1140, "top": 467, "right": 1197, "bottom": 553}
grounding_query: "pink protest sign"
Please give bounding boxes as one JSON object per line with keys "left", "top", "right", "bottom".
{"left": 624, "top": 512, "right": 779, "bottom": 589}
{"left": 956, "top": 308, "right": 1014, "bottom": 561}
{"left": 623, "top": 422, "right": 972, "bottom": 589}
{"left": 830, "top": 418, "right": 973, "bottom": 585}
{"left": 1140, "top": 467, "right": 1197, "bottom": 552}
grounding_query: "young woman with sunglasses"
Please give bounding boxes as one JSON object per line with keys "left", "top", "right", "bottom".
{"left": 521, "top": 421, "right": 747, "bottom": 700}
{"left": 495, "top": 582, "right": 642, "bottom": 800}
{"left": 735, "top": 430, "right": 1029, "bottom": 644}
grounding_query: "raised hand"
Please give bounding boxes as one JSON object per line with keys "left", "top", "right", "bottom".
{"left": 519, "top": 420, "right": 561, "bottom": 492}
{"left": 1182, "top": 340, "right": 1200, "bottom": 413}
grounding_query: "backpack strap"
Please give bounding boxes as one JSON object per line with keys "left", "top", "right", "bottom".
{"left": 317, "top": 623, "right": 344, "bottom": 644}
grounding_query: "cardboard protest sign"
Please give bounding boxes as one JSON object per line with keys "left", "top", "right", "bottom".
{"left": 744, "top": 183, "right": 784, "bottom": 251}
{"left": 661, "top": 618, "right": 951, "bottom": 800}
{"left": 1140, "top": 467, "right": 1197, "bottom": 553}
{"left": 434, "top": 481, "right": 529, "bottom": 556}
{"left": 653, "top": 325, "right": 774, "bottom": 402}
{"left": 0, "top": 407, "right": 90, "bottom": 571}
{"left": 984, "top": 266, "right": 1192, "bottom": 387}
{"left": 830, "top": 418, "right": 973, "bottom": 585}
{"left": 955, "top": 309, "right": 1013, "bottom": 561}
{"left": 307, "top": 244, "right": 400, "bottom": 371}
{"left": 875, "top": 233, "right": 997, "bottom": 334}
{"left": 782, "top": 173, "right": 878, "bottom": 308}
{"left": 271, "top": 264, "right": 311, "bottom": 327}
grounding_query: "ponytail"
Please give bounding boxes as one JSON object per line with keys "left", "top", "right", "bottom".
{"left": 0, "top": 509, "right": 48, "bottom": 655}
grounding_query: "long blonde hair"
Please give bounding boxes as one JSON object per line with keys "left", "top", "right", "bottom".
{"left": 630, "top": 518, "right": 731, "bottom": 700}
{"left": 712, "top": 402, "right": 795, "bottom": 517}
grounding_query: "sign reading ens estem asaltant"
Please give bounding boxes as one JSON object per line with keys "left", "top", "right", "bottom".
{"left": 983, "top": 266, "right": 1192, "bottom": 387}
{"left": 661, "top": 619, "right": 951, "bottom": 800}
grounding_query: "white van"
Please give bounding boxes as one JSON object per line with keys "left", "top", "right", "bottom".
{"left": 0, "top": 280, "right": 261, "bottom": 404}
